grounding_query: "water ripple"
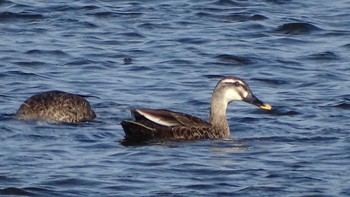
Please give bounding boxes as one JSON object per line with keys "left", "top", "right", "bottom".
{"left": 306, "top": 51, "right": 339, "bottom": 61}
{"left": 1, "top": 0, "right": 349, "bottom": 196}
{"left": 25, "top": 49, "right": 69, "bottom": 57}
{"left": 0, "top": 187, "right": 34, "bottom": 196}
{"left": 275, "top": 22, "right": 322, "bottom": 35}
{"left": 215, "top": 54, "right": 253, "bottom": 65}
{"left": 0, "top": 11, "right": 44, "bottom": 22}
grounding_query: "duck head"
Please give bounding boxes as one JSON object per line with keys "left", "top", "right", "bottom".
{"left": 214, "top": 77, "right": 272, "bottom": 110}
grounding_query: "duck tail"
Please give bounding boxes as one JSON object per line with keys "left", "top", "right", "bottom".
{"left": 120, "top": 121, "right": 157, "bottom": 145}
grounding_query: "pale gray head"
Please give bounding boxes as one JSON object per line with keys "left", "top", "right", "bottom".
{"left": 214, "top": 76, "right": 271, "bottom": 110}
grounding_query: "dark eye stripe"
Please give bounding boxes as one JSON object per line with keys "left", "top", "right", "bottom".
{"left": 224, "top": 81, "right": 240, "bottom": 86}
{"left": 223, "top": 81, "right": 249, "bottom": 92}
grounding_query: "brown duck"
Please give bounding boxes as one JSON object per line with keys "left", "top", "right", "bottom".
{"left": 121, "top": 76, "right": 271, "bottom": 144}
{"left": 15, "top": 90, "right": 96, "bottom": 123}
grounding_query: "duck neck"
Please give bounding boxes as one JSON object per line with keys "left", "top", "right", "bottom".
{"left": 209, "top": 93, "right": 230, "bottom": 137}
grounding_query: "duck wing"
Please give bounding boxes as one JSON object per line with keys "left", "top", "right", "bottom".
{"left": 120, "top": 109, "right": 213, "bottom": 145}
{"left": 132, "top": 108, "right": 211, "bottom": 127}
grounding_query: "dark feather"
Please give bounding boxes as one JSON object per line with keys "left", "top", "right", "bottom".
{"left": 121, "top": 109, "right": 217, "bottom": 145}
{"left": 15, "top": 90, "right": 96, "bottom": 123}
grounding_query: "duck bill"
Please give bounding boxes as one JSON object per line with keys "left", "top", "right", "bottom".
{"left": 243, "top": 94, "right": 272, "bottom": 110}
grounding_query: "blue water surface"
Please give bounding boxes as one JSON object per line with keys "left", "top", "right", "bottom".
{"left": 1, "top": 0, "right": 350, "bottom": 196}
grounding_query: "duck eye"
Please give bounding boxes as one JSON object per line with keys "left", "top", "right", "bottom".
{"left": 233, "top": 82, "right": 240, "bottom": 86}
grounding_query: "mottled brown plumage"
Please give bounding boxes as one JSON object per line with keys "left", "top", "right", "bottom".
{"left": 15, "top": 90, "right": 96, "bottom": 123}
{"left": 121, "top": 76, "right": 272, "bottom": 145}
{"left": 121, "top": 109, "right": 215, "bottom": 144}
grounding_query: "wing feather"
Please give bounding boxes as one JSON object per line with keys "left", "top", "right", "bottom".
{"left": 132, "top": 109, "right": 210, "bottom": 127}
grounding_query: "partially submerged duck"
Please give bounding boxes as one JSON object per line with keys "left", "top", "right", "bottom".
{"left": 15, "top": 90, "right": 96, "bottom": 123}
{"left": 120, "top": 76, "right": 272, "bottom": 145}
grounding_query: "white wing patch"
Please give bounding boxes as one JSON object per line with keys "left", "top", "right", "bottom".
{"left": 135, "top": 109, "right": 180, "bottom": 127}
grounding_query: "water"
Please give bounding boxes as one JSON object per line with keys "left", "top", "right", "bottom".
{"left": 1, "top": 0, "right": 350, "bottom": 196}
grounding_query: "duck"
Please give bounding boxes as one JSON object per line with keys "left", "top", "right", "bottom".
{"left": 120, "top": 76, "right": 271, "bottom": 144}
{"left": 15, "top": 90, "right": 96, "bottom": 123}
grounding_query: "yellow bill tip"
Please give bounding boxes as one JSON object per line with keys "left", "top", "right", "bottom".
{"left": 260, "top": 103, "right": 272, "bottom": 110}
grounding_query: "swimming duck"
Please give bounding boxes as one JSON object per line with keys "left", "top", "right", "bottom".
{"left": 15, "top": 90, "right": 96, "bottom": 123}
{"left": 120, "top": 76, "right": 271, "bottom": 144}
